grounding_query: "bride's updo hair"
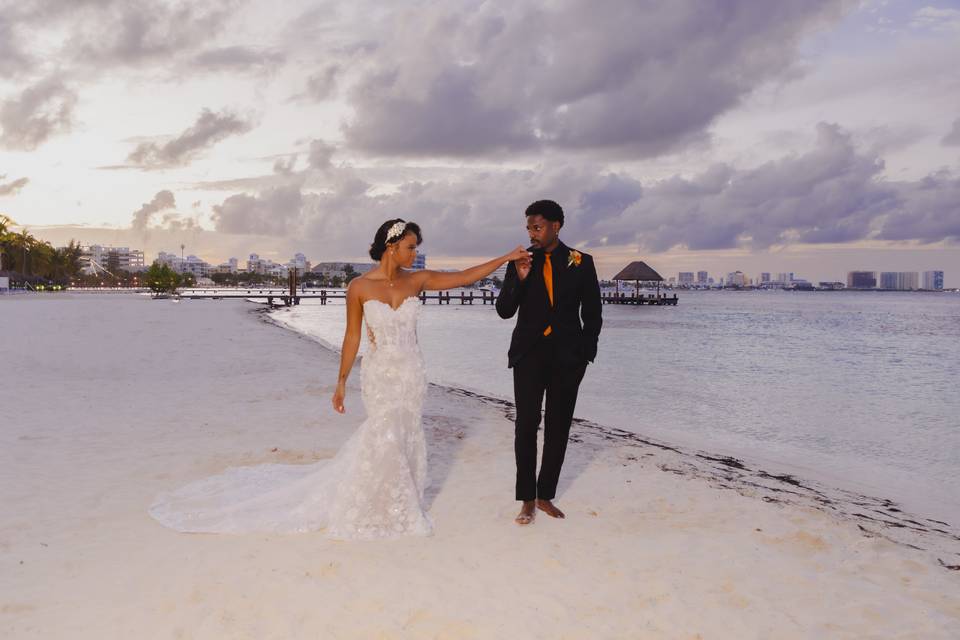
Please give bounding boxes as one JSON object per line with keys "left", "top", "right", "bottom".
{"left": 369, "top": 218, "right": 423, "bottom": 261}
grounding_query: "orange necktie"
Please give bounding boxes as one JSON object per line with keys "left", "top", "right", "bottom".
{"left": 543, "top": 252, "right": 553, "bottom": 336}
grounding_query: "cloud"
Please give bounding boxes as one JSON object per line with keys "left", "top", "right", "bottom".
{"left": 0, "top": 77, "right": 78, "bottom": 151}
{"left": 307, "top": 139, "right": 336, "bottom": 170}
{"left": 0, "top": 175, "right": 29, "bottom": 196}
{"left": 203, "top": 122, "right": 960, "bottom": 259}
{"left": 942, "top": 118, "right": 960, "bottom": 146}
{"left": 126, "top": 109, "right": 254, "bottom": 169}
{"left": 132, "top": 190, "right": 176, "bottom": 232}
{"left": 273, "top": 154, "right": 298, "bottom": 175}
{"left": 191, "top": 46, "right": 286, "bottom": 72}
{"left": 68, "top": 0, "right": 241, "bottom": 67}
{"left": 0, "top": 12, "right": 32, "bottom": 78}
{"left": 211, "top": 184, "right": 305, "bottom": 236}
{"left": 342, "top": 0, "right": 847, "bottom": 157}
{"left": 575, "top": 123, "right": 959, "bottom": 252}
{"left": 303, "top": 65, "right": 340, "bottom": 101}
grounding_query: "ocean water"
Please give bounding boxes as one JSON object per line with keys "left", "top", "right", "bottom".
{"left": 272, "top": 290, "right": 960, "bottom": 522}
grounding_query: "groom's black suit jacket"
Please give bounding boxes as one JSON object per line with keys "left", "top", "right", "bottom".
{"left": 496, "top": 241, "right": 602, "bottom": 368}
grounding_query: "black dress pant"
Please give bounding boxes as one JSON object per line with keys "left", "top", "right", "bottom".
{"left": 513, "top": 335, "right": 588, "bottom": 501}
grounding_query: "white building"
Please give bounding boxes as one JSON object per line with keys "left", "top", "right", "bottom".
{"left": 922, "top": 270, "right": 944, "bottom": 290}
{"left": 879, "top": 271, "right": 919, "bottom": 290}
{"left": 286, "top": 253, "right": 311, "bottom": 276}
{"left": 247, "top": 253, "right": 288, "bottom": 276}
{"left": 311, "top": 262, "right": 375, "bottom": 278}
{"left": 215, "top": 257, "right": 239, "bottom": 274}
{"left": 81, "top": 245, "right": 145, "bottom": 274}
{"left": 678, "top": 272, "right": 694, "bottom": 285}
{"left": 157, "top": 252, "right": 213, "bottom": 277}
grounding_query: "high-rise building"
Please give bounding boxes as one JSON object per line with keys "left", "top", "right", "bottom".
{"left": 678, "top": 272, "right": 694, "bottom": 285}
{"left": 697, "top": 271, "right": 708, "bottom": 284}
{"left": 847, "top": 271, "right": 877, "bottom": 289}
{"left": 760, "top": 272, "right": 771, "bottom": 283}
{"left": 411, "top": 254, "right": 427, "bottom": 271}
{"left": 880, "top": 272, "right": 919, "bottom": 290}
{"left": 726, "top": 271, "right": 746, "bottom": 287}
{"left": 922, "top": 270, "right": 944, "bottom": 290}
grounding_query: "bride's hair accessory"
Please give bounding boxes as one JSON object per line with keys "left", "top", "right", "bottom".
{"left": 369, "top": 219, "right": 423, "bottom": 261}
{"left": 386, "top": 220, "right": 407, "bottom": 242}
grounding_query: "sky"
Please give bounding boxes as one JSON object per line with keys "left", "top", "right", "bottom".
{"left": 1, "top": 0, "right": 959, "bottom": 283}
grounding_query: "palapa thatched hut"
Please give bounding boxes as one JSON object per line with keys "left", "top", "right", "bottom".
{"left": 611, "top": 261, "right": 665, "bottom": 296}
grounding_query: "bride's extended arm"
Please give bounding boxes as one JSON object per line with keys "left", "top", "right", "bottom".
{"left": 415, "top": 246, "right": 530, "bottom": 291}
{"left": 332, "top": 282, "right": 363, "bottom": 413}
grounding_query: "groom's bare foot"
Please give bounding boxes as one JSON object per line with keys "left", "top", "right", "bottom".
{"left": 536, "top": 499, "right": 565, "bottom": 519}
{"left": 515, "top": 500, "right": 536, "bottom": 525}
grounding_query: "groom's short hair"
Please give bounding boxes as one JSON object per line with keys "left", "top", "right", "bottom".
{"left": 525, "top": 200, "right": 564, "bottom": 228}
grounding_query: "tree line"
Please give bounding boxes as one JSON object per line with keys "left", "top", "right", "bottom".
{"left": 0, "top": 215, "right": 83, "bottom": 285}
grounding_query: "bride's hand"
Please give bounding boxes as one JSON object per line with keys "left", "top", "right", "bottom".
{"left": 506, "top": 245, "right": 531, "bottom": 263}
{"left": 332, "top": 382, "right": 346, "bottom": 414}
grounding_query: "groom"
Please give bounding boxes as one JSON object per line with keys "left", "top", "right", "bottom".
{"left": 496, "top": 199, "right": 602, "bottom": 525}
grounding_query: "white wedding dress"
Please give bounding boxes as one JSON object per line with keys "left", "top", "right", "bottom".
{"left": 149, "top": 296, "right": 432, "bottom": 539}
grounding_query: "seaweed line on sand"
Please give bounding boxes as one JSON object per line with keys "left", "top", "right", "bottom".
{"left": 257, "top": 304, "right": 960, "bottom": 572}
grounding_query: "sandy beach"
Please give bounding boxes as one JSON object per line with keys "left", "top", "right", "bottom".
{"left": 2, "top": 293, "right": 958, "bottom": 639}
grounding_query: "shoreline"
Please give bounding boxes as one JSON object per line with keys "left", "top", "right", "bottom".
{"left": 260, "top": 305, "right": 960, "bottom": 572}
{"left": 3, "top": 294, "right": 958, "bottom": 638}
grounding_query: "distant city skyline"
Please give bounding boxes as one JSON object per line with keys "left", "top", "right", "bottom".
{"left": 2, "top": 2, "right": 959, "bottom": 286}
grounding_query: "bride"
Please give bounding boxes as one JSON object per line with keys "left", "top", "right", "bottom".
{"left": 149, "top": 218, "right": 528, "bottom": 539}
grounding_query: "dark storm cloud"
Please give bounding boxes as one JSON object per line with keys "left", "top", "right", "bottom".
{"left": 342, "top": 0, "right": 847, "bottom": 157}
{"left": 126, "top": 109, "right": 254, "bottom": 169}
{"left": 0, "top": 77, "right": 77, "bottom": 151}
{"left": 942, "top": 118, "right": 960, "bottom": 146}
{"left": 0, "top": 175, "right": 30, "bottom": 196}
{"left": 131, "top": 190, "right": 176, "bottom": 232}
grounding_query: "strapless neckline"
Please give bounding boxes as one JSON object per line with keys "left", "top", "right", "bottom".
{"left": 363, "top": 295, "right": 419, "bottom": 312}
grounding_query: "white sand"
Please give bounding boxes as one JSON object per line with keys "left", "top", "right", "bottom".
{"left": 2, "top": 293, "right": 958, "bottom": 639}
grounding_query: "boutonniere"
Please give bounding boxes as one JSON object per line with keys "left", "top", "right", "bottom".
{"left": 567, "top": 250, "right": 582, "bottom": 268}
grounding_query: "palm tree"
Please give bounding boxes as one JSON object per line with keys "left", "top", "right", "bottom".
{"left": 0, "top": 215, "right": 14, "bottom": 272}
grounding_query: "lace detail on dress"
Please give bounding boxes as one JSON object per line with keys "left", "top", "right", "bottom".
{"left": 148, "top": 295, "right": 432, "bottom": 539}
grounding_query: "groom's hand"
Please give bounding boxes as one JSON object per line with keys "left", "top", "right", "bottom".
{"left": 515, "top": 251, "right": 532, "bottom": 281}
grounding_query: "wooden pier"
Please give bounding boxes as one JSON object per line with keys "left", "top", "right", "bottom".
{"left": 176, "top": 263, "right": 677, "bottom": 306}
{"left": 177, "top": 288, "right": 501, "bottom": 306}
{"left": 177, "top": 288, "right": 678, "bottom": 307}
{"left": 603, "top": 293, "right": 678, "bottom": 305}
